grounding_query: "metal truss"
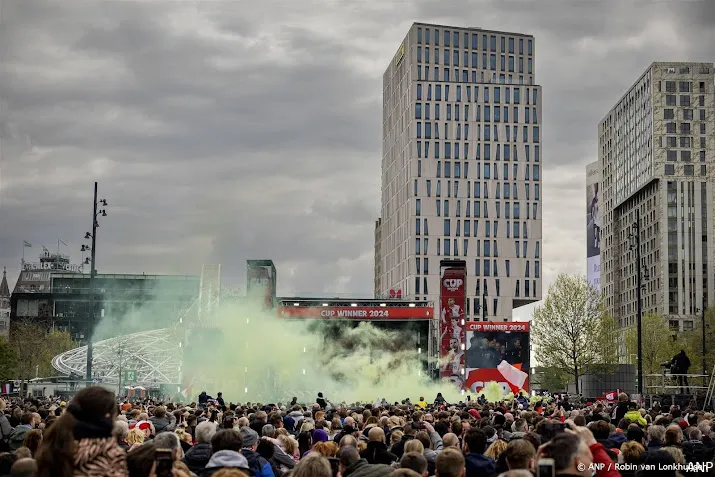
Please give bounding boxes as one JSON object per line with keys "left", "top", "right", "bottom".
{"left": 52, "top": 328, "right": 182, "bottom": 386}
{"left": 51, "top": 292, "right": 223, "bottom": 386}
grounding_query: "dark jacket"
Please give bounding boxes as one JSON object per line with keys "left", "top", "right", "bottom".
{"left": 389, "top": 434, "right": 414, "bottom": 459}
{"left": 242, "top": 448, "right": 275, "bottom": 477}
{"left": 7, "top": 425, "right": 32, "bottom": 451}
{"left": 150, "top": 416, "right": 172, "bottom": 434}
{"left": 647, "top": 439, "right": 664, "bottom": 452}
{"left": 683, "top": 440, "right": 713, "bottom": 464}
{"left": 342, "top": 459, "right": 393, "bottom": 477}
{"left": 184, "top": 442, "right": 213, "bottom": 474}
{"left": 465, "top": 452, "right": 496, "bottom": 477}
{"left": 613, "top": 402, "right": 629, "bottom": 424}
{"left": 360, "top": 441, "right": 397, "bottom": 465}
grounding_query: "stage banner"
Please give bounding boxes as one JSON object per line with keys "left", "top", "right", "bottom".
{"left": 439, "top": 266, "right": 466, "bottom": 384}
{"left": 463, "top": 321, "right": 531, "bottom": 395}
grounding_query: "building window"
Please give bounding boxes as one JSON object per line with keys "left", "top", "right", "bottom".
{"left": 685, "top": 165, "right": 694, "bottom": 176}
{"left": 665, "top": 164, "right": 675, "bottom": 175}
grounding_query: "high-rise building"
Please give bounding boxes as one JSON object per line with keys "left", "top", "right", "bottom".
{"left": 374, "top": 23, "right": 543, "bottom": 321}
{"left": 598, "top": 62, "right": 715, "bottom": 332}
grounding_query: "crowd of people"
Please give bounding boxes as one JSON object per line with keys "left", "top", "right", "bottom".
{"left": 0, "top": 388, "right": 713, "bottom": 476}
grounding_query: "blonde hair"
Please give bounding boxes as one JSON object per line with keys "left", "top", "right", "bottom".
{"left": 312, "top": 441, "right": 339, "bottom": 458}
{"left": 662, "top": 446, "right": 685, "bottom": 465}
{"left": 278, "top": 434, "right": 297, "bottom": 456}
{"left": 484, "top": 440, "right": 508, "bottom": 460}
{"left": 212, "top": 469, "right": 250, "bottom": 477}
{"left": 404, "top": 439, "right": 424, "bottom": 454}
{"left": 620, "top": 441, "right": 645, "bottom": 464}
{"left": 390, "top": 430, "right": 404, "bottom": 447}
{"left": 127, "top": 427, "right": 145, "bottom": 446}
{"left": 290, "top": 453, "right": 332, "bottom": 477}
{"left": 300, "top": 421, "right": 314, "bottom": 433}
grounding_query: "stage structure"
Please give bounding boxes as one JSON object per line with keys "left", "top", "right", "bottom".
{"left": 51, "top": 260, "right": 436, "bottom": 399}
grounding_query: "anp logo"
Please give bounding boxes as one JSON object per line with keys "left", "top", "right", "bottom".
{"left": 443, "top": 278, "right": 463, "bottom": 291}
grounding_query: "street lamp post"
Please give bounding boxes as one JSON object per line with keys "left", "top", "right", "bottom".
{"left": 630, "top": 211, "right": 648, "bottom": 397}
{"left": 82, "top": 182, "right": 108, "bottom": 386}
{"left": 702, "top": 295, "right": 707, "bottom": 376}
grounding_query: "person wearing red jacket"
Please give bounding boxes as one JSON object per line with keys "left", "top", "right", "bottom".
{"left": 536, "top": 419, "right": 621, "bottom": 477}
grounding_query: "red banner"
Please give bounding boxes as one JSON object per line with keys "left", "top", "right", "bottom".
{"left": 463, "top": 321, "right": 531, "bottom": 395}
{"left": 466, "top": 322, "right": 529, "bottom": 332}
{"left": 440, "top": 266, "right": 467, "bottom": 383}
{"left": 277, "top": 306, "right": 432, "bottom": 320}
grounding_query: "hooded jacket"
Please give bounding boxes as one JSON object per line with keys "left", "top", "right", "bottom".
{"left": 183, "top": 442, "right": 213, "bottom": 474}
{"left": 200, "top": 450, "right": 252, "bottom": 477}
{"left": 360, "top": 441, "right": 397, "bottom": 465}
{"left": 624, "top": 410, "right": 647, "bottom": 427}
{"left": 7, "top": 424, "right": 32, "bottom": 451}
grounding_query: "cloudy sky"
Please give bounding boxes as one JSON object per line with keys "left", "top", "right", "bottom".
{"left": 1, "top": 0, "right": 713, "bottom": 307}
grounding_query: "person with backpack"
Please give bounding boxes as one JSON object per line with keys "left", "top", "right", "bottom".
{"left": 239, "top": 427, "right": 275, "bottom": 477}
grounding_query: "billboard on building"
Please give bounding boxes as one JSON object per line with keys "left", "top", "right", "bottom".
{"left": 439, "top": 261, "right": 466, "bottom": 386}
{"left": 464, "top": 321, "right": 531, "bottom": 394}
{"left": 247, "top": 260, "right": 276, "bottom": 310}
{"left": 277, "top": 306, "right": 432, "bottom": 320}
{"left": 586, "top": 162, "right": 601, "bottom": 291}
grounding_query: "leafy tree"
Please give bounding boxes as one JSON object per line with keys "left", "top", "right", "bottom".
{"left": 624, "top": 313, "right": 681, "bottom": 377}
{"left": 681, "top": 307, "right": 715, "bottom": 376}
{"left": 0, "top": 337, "right": 19, "bottom": 381}
{"left": 532, "top": 366, "right": 570, "bottom": 393}
{"left": 9, "top": 323, "right": 78, "bottom": 379}
{"left": 531, "top": 274, "right": 612, "bottom": 394}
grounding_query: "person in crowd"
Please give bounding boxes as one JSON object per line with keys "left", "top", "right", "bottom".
{"left": 336, "top": 444, "right": 393, "bottom": 477}
{"left": 239, "top": 426, "right": 275, "bottom": 477}
{"left": 35, "top": 386, "right": 128, "bottom": 477}
{"left": 623, "top": 402, "right": 647, "bottom": 428}
{"left": 201, "top": 429, "right": 251, "bottom": 477}
{"left": 184, "top": 420, "right": 218, "bottom": 473}
{"left": 399, "top": 452, "right": 428, "bottom": 477}
{"left": 671, "top": 350, "right": 691, "bottom": 394}
{"left": 360, "top": 427, "right": 397, "bottom": 465}
{"left": 290, "top": 452, "right": 332, "bottom": 477}
{"left": 7, "top": 413, "right": 33, "bottom": 451}
{"left": 9, "top": 458, "right": 36, "bottom": 477}
{"left": 435, "top": 447, "right": 465, "bottom": 477}
{"left": 21, "top": 429, "right": 42, "bottom": 457}
{"left": 462, "top": 428, "right": 495, "bottom": 477}
{"left": 114, "top": 420, "right": 130, "bottom": 451}
{"left": 0, "top": 400, "right": 12, "bottom": 452}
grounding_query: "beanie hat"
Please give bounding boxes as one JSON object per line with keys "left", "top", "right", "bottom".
{"left": 240, "top": 427, "right": 259, "bottom": 447}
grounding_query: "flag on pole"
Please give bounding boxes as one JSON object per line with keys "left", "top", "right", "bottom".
{"left": 23, "top": 241, "right": 31, "bottom": 247}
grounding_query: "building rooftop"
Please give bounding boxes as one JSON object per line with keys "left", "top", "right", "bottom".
{"left": 411, "top": 22, "right": 535, "bottom": 39}
{"left": 0, "top": 268, "right": 9, "bottom": 297}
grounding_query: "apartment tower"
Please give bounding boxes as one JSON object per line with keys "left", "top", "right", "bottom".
{"left": 598, "top": 62, "right": 715, "bottom": 332}
{"left": 375, "top": 23, "right": 543, "bottom": 322}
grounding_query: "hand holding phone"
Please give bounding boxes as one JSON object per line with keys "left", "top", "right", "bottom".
{"left": 154, "top": 448, "right": 174, "bottom": 477}
{"left": 537, "top": 458, "right": 555, "bottom": 477}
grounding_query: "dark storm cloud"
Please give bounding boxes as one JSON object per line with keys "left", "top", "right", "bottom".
{"left": 1, "top": 0, "right": 712, "bottom": 308}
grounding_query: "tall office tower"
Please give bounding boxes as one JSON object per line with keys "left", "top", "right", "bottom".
{"left": 374, "top": 23, "right": 543, "bottom": 321}
{"left": 599, "top": 62, "right": 715, "bottom": 332}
